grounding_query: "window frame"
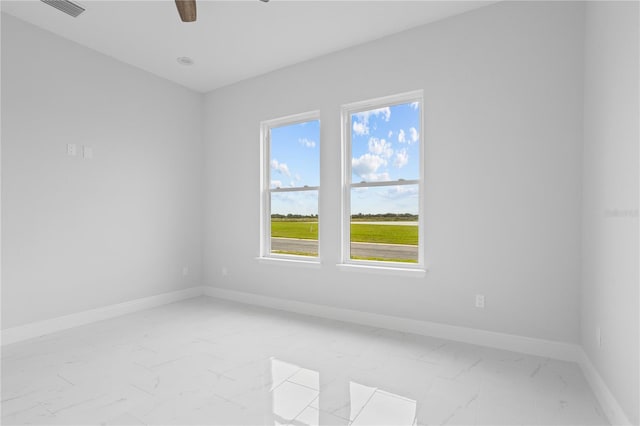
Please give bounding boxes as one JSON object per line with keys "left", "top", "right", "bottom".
{"left": 260, "top": 110, "right": 321, "bottom": 262}
{"left": 340, "top": 91, "right": 425, "bottom": 271}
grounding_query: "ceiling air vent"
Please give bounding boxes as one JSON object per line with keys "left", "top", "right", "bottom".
{"left": 41, "top": 0, "right": 85, "bottom": 18}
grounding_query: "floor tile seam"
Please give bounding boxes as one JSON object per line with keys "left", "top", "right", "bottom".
{"left": 287, "top": 395, "right": 320, "bottom": 426}
{"left": 346, "top": 386, "right": 379, "bottom": 425}
{"left": 285, "top": 378, "right": 321, "bottom": 393}
{"left": 0, "top": 401, "right": 43, "bottom": 418}
{"left": 270, "top": 367, "right": 304, "bottom": 391}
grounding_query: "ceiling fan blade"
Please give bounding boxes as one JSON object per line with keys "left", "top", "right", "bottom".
{"left": 175, "top": 0, "right": 196, "bottom": 22}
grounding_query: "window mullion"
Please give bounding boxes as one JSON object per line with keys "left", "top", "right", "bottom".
{"left": 350, "top": 179, "right": 419, "bottom": 189}
{"left": 270, "top": 186, "right": 320, "bottom": 193}
{"left": 264, "top": 126, "right": 272, "bottom": 256}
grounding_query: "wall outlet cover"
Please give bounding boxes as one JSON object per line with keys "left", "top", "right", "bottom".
{"left": 83, "top": 146, "right": 93, "bottom": 159}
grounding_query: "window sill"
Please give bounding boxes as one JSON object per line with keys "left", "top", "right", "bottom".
{"left": 336, "top": 262, "right": 427, "bottom": 278}
{"left": 257, "top": 256, "right": 322, "bottom": 269}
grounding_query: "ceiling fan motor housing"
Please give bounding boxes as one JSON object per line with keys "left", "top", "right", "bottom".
{"left": 175, "top": 0, "right": 196, "bottom": 23}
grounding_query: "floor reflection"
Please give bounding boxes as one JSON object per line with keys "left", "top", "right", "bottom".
{"left": 271, "top": 359, "right": 320, "bottom": 425}
{"left": 270, "top": 358, "right": 417, "bottom": 426}
{"left": 1, "top": 298, "right": 608, "bottom": 425}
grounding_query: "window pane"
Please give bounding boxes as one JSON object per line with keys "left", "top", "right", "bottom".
{"left": 351, "top": 102, "right": 420, "bottom": 183}
{"left": 271, "top": 190, "right": 318, "bottom": 257}
{"left": 350, "top": 185, "right": 418, "bottom": 263}
{"left": 270, "top": 120, "right": 320, "bottom": 189}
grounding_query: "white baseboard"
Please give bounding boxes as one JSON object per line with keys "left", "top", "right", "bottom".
{"left": 577, "top": 349, "right": 632, "bottom": 426}
{"left": 1, "top": 286, "right": 205, "bottom": 346}
{"left": 3, "top": 284, "right": 628, "bottom": 426}
{"left": 204, "top": 286, "right": 580, "bottom": 362}
{"left": 205, "top": 286, "right": 635, "bottom": 426}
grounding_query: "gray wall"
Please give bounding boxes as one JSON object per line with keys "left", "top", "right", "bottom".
{"left": 203, "top": 1, "right": 585, "bottom": 343}
{"left": 582, "top": 2, "right": 639, "bottom": 424}
{"left": 1, "top": 14, "right": 204, "bottom": 328}
{"left": 3, "top": 3, "right": 637, "bottom": 421}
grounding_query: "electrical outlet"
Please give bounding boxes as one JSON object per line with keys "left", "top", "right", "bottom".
{"left": 475, "top": 294, "right": 485, "bottom": 309}
{"left": 67, "top": 143, "right": 77, "bottom": 156}
{"left": 83, "top": 146, "right": 93, "bottom": 159}
{"left": 182, "top": 266, "right": 189, "bottom": 276}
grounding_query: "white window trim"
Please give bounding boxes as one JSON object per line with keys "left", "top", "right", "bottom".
{"left": 256, "top": 256, "right": 322, "bottom": 269}
{"left": 337, "top": 262, "right": 427, "bottom": 278}
{"left": 259, "top": 110, "right": 321, "bottom": 263}
{"left": 339, "top": 90, "right": 425, "bottom": 272}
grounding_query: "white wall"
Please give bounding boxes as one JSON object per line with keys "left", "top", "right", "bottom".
{"left": 1, "top": 14, "right": 203, "bottom": 329}
{"left": 204, "top": 1, "right": 585, "bottom": 343}
{"left": 581, "top": 2, "right": 639, "bottom": 424}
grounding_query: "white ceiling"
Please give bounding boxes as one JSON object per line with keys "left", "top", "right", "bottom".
{"left": 2, "top": 0, "right": 495, "bottom": 93}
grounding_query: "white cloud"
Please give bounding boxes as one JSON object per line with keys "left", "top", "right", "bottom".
{"left": 271, "top": 191, "right": 319, "bottom": 216}
{"left": 394, "top": 149, "right": 408, "bottom": 168}
{"left": 409, "top": 127, "right": 419, "bottom": 143}
{"left": 352, "top": 107, "right": 392, "bottom": 136}
{"left": 271, "top": 159, "right": 291, "bottom": 177}
{"left": 369, "top": 171, "right": 391, "bottom": 181}
{"left": 388, "top": 130, "right": 393, "bottom": 138}
{"left": 298, "top": 138, "right": 316, "bottom": 148}
{"left": 295, "top": 173, "right": 302, "bottom": 182}
{"left": 357, "top": 171, "right": 391, "bottom": 181}
{"left": 353, "top": 121, "right": 368, "bottom": 136}
{"left": 380, "top": 185, "right": 418, "bottom": 199}
{"left": 271, "top": 180, "right": 282, "bottom": 188}
{"left": 398, "top": 129, "right": 406, "bottom": 143}
{"left": 352, "top": 153, "right": 387, "bottom": 181}
{"left": 368, "top": 138, "right": 393, "bottom": 159}
{"left": 354, "top": 107, "right": 391, "bottom": 122}
{"left": 410, "top": 101, "right": 420, "bottom": 110}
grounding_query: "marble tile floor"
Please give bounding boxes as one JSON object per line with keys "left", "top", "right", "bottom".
{"left": 2, "top": 296, "right": 608, "bottom": 425}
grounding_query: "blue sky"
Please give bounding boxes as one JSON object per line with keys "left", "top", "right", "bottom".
{"left": 350, "top": 102, "right": 420, "bottom": 215}
{"left": 270, "top": 120, "right": 320, "bottom": 216}
{"left": 351, "top": 102, "right": 420, "bottom": 183}
{"left": 269, "top": 102, "right": 420, "bottom": 216}
{"left": 270, "top": 120, "right": 320, "bottom": 189}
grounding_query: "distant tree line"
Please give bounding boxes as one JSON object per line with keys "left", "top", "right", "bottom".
{"left": 351, "top": 213, "right": 418, "bottom": 221}
{"left": 271, "top": 213, "right": 418, "bottom": 221}
{"left": 272, "top": 214, "right": 318, "bottom": 219}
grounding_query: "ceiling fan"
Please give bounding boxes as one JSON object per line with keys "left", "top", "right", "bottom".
{"left": 174, "top": 0, "right": 269, "bottom": 23}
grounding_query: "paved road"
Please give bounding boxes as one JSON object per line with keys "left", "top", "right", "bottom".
{"left": 271, "top": 238, "right": 417, "bottom": 260}
{"left": 271, "top": 238, "right": 319, "bottom": 255}
{"left": 352, "top": 221, "right": 418, "bottom": 226}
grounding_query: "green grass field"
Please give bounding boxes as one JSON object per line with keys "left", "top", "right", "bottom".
{"left": 350, "top": 223, "right": 417, "bottom": 245}
{"left": 271, "top": 221, "right": 417, "bottom": 246}
{"left": 271, "top": 221, "right": 318, "bottom": 240}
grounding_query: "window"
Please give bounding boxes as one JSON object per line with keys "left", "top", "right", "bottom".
{"left": 260, "top": 112, "right": 320, "bottom": 260}
{"left": 341, "top": 91, "right": 424, "bottom": 268}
